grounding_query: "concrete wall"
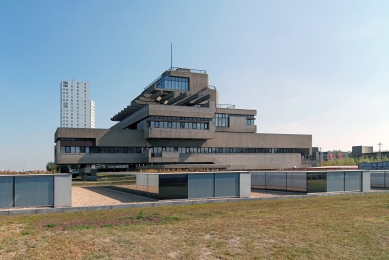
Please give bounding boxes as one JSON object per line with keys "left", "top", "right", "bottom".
{"left": 216, "top": 107, "right": 256, "bottom": 116}
{"left": 145, "top": 123, "right": 216, "bottom": 139}
{"left": 56, "top": 128, "right": 311, "bottom": 150}
{"left": 111, "top": 103, "right": 216, "bottom": 130}
{"left": 0, "top": 174, "right": 72, "bottom": 209}
{"left": 216, "top": 117, "right": 256, "bottom": 133}
{"left": 55, "top": 127, "right": 311, "bottom": 169}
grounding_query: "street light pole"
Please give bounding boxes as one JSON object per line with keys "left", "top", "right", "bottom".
{"left": 378, "top": 142, "right": 383, "bottom": 161}
{"left": 319, "top": 147, "right": 323, "bottom": 166}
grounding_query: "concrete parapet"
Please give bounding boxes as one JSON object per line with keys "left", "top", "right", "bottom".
{"left": 172, "top": 201, "right": 193, "bottom": 206}
{"left": 62, "top": 207, "right": 89, "bottom": 213}
{"left": 131, "top": 202, "right": 154, "bottom": 208}
{"left": 8, "top": 209, "right": 37, "bottom": 215}
{"left": 209, "top": 199, "right": 229, "bottom": 204}
{"left": 110, "top": 204, "right": 134, "bottom": 210}
{"left": 36, "top": 208, "right": 64, "bottom": 214}
{"left": 87, "top": 206, "right": 111, "bottom": 211}
{"left": 157, "top": 201, "right": 175, "bottom": 206}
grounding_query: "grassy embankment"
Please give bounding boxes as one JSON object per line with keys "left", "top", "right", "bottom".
{"left": 0, "top": 193, "right": 389, "bottom": 259}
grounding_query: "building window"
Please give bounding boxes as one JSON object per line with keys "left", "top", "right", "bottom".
{"left": 214, "top": 114, "right": 229, "bottom": 127}
{"left": 157, "top": 76, "right": 189, "bottom": 91}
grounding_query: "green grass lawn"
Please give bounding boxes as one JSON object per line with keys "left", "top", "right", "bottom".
{"left": 1, "top": 193, "right": 389, "bottom": 259}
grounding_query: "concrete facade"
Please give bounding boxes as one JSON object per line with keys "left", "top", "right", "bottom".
{"left": 54, "top": 68, "right": 312, "bottom": 171}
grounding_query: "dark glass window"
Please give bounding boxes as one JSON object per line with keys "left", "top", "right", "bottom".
{"left": 307, "top": 173, "right": 327, "bottom": 193}
{"left": 157, "top": 76, "right": 189, "bottom": 91}
{"left": 159, "top": 174, "right": 188, "bottom": 199}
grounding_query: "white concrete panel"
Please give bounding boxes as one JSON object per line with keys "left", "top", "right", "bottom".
{"left": 239, "top": 172, "right": 251, "bottom": 198}
{"left": 362, "top": 171, "right": 371, "bottom": 192}
{"left": 54, "top": 174, "right": 72, "bottom": 207}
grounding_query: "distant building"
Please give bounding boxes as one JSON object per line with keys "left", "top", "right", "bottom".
{"left": 352, "top": 146, "right": 373, "bottom": 158}
{"left": 60, "top": 80, "right": 95, "bottom": 128}
{"left": 353, "top": 146, "right": 389, "bottom": 159}
{"left": 307, "top": 147, "right": 349, "bottom": 166}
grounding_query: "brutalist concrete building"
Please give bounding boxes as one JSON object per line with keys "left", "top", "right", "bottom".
{"left": 54, "top": 68, "right": 312, "bottom": 172}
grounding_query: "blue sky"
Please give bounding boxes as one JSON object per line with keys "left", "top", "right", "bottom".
{"left": 1, "top": 0, "right": 388, "bottom": 171}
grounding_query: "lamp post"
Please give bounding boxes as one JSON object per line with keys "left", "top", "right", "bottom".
{"left": 378, "top": 142, "right": 383, "bottom": 161}
{"left": 319, "top": 147, "right": 322, "bottom": 166}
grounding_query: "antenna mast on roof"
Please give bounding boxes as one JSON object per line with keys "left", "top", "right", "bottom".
{"left": 171, "top": 43, "right": 173, "bottom": 69}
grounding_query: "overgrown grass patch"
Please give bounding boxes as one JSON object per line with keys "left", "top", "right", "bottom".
{"left": 71, "top": 225, "right": 93, "bottom": 230}
{"left": 0, "top": 193, "right": 388, "bottom": 259}
{"left": 45, "top": 223, "right": 57, "bottom": 228}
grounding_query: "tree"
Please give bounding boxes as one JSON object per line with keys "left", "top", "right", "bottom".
{"left": 46, "top": 162, "right": 57, "bottom": 172}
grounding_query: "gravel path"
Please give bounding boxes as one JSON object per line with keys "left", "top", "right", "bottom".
{"left": 71, "top": 187, "right": 300, "bottom": 206}
{"left": 72, "top": 187, "right": 154, "bottom": 207}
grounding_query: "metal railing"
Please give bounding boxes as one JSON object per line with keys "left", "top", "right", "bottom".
{"left": 143, "top": 67, "right": 207, "bottom": 90}
{"left": 144, "top": 74, "right": 163, "bottom": 90}
{"left": 169, "top": 67, "right": 207, "bottom": 73}
{"left": 217, "top": 104, "right": 236, "bottom": 109}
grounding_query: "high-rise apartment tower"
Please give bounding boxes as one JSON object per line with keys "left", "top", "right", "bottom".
{"left": 60, "top": 80, "right": 95, "bottom": 128}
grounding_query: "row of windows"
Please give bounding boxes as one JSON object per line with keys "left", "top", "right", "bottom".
{"left": 62, "top": 103, "right": 87, "bottom": 110}
{"left": 62, "top": 116, "right": 86, "bottom": 120}
{"left": 153, "top": 147, "right": 298, "bottom": 154}
{"left": 149, "top": 121, "right": 209, "bottom": 130}
{"left": 157, "top": 76, "right": 189, "bottom": 91}
{"left": 63, "top": 82, "right": 87, "bottom": 86}
{"left": 60, "top": 146, "right": 143, "bottom": 154}
{"left": 59, "top": 138, "right": 94, "bottom": 141}
{"left": 61, "top": 124, "right": 87, "bottom": 127}
{"left": 149, "top": 116, "right": 210, "bottom": 122}
{"left": 60, "top": 146, "right": 299, "bottom": 154}
{"left": 214, "top": 113, "right": 256, "bottom": 127}
{"left": 62, "top": 90, "right": 87, "bottom": 94}
{"left": 62, "top": 98, "right": 87, "bottom": 101}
